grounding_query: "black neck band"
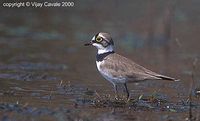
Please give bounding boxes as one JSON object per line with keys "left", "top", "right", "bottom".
{"left": 96, "top": 51, "right": 115, "bottom": 62}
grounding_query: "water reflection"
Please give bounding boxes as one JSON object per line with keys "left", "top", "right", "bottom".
{"left": 0, "top": 0, "right": 200, "bottom": 120}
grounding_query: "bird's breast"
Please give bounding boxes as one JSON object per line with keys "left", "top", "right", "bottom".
{"left": 95, "top": 61, "right": 126, "bottom": 84}
{"left": 96, "top": 61, "right": 103, "bottom": 71}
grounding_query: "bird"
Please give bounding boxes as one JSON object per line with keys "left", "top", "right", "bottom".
{"left": 84, "top": 32, "right": 179, "bottom": 99}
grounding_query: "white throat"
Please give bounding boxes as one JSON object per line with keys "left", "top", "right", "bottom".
{"left": 97, "top": 45, "right": 114, "bottom": 54}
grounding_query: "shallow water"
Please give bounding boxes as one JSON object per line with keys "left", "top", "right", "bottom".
{"left": 0, "top": 0, "right": 200, "bottom": 121}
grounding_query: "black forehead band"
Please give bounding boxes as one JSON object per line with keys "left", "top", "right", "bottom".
{"left": 95, "top": 33, "right": 99, "bottom": 39}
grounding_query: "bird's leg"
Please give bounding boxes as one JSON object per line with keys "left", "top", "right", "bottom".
{"left": 114, "top": 84, "right": 119, "bottom": 100}
{"left": 124, "top": 83, "right": 130, "bottom": 100}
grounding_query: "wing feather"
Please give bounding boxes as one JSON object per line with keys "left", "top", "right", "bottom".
{"left": 100, "top": 53, "right": 177, "bottom": 82}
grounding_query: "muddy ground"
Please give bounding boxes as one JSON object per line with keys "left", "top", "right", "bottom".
{"left": 0, "top": 0, "right": 200, "bottom": 121}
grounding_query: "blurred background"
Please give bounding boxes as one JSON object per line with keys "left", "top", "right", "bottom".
{"left": 0, "top": 0, "right": 199, "bottom": 121}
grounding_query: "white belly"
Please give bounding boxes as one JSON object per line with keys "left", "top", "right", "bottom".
{"left": 96, "top": 61, "right": 126, "bottom": 84}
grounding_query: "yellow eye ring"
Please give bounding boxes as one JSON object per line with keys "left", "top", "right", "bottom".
{"left": 96, "top": 36, "right": 102, "bottom": 42}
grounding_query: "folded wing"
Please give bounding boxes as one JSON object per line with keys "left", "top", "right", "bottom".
{"left": 101, "top": 53, "right": 178, "bottom": 82}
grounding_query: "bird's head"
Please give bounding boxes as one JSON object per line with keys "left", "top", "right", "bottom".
{"left": 84, "top": 32, "right": 114, "bottom": 54}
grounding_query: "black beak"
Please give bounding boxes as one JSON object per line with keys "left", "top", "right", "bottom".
{"left": 84, "top": 41, "right": 93, "bottom": 46}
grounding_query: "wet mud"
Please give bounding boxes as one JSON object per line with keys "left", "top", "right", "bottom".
{"left": 0, "top": 0, "right": 200, "bottom": 121}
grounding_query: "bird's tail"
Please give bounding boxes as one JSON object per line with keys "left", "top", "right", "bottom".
{"left": 156, "top": 75, "right": 180, "bottom": 81}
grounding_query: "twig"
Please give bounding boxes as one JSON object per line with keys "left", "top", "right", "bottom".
{"left": 59, "top": 80, "right": 63, "bottom": 86}
{"left": 189, "top": 58, "right": 198, "bottom": 121}
{"left": 95, "top": 90, "right": 102, "bottom": 99}
{"left": 49, "top": 88, "right": 53, "bottom": 100}
{"left": 175, "top": 35, "right": 198, "bottom": 121}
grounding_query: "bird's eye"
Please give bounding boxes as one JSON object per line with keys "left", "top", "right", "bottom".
{"left": 96, "top": 36, "right": 102, "bottom": 42}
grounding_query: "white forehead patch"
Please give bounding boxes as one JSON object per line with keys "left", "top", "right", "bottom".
{"left": 92, "top": 36, "right": 95, "bottom": 40}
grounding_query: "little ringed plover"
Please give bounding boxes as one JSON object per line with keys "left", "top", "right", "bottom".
{"left": 84, "top": 32, "right": 179, "bottom": 99}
